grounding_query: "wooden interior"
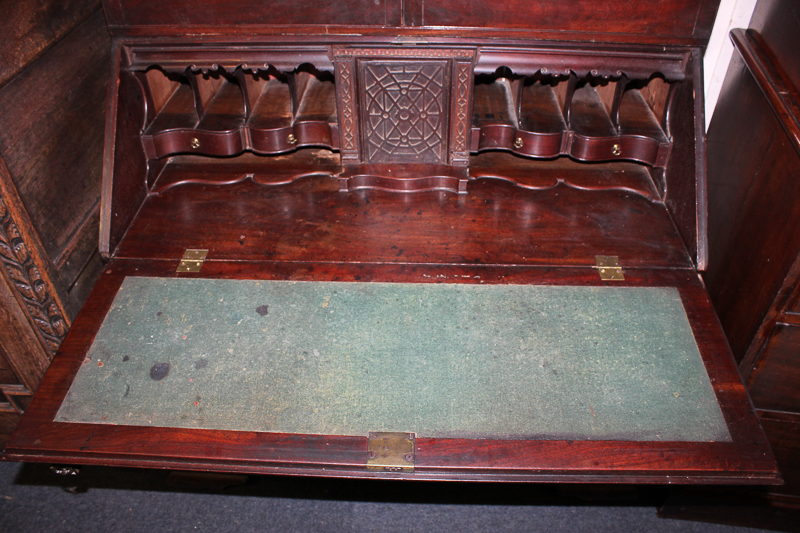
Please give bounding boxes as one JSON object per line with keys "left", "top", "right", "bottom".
{"left": 2, "top": 0, "right": 784, "bottom": 486}
{"left": 139, "top": 65, "right": 339, "bottom": 160}
{"left": 99, "top": 41, "right": 706, "bottom": 263}
{"left": 119, "top": 155, "right": 688, "bottom": 267}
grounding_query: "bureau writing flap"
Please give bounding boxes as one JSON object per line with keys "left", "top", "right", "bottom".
{"left": 6, "top": 257, "right": 779, "bottom": 484}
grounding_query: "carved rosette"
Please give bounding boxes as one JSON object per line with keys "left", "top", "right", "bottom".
{"left": 0, "top": 197, "right": 68, "bottom": 356}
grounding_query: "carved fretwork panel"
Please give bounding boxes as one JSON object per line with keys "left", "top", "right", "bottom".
{"left": 332, "top": 47, "right": 476, "bottom": 178}
{"left": 360, "top": 60, "right": 449, "bottom": 164}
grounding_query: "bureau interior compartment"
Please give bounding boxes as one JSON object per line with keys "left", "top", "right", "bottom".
{"left": 138, "top": 64, "right": 338, "bottom": 160}
{"left": 471, "top": 70, "right": 673, "bottom": 167}
{"left": 103, "top": 46, "right": 702, "bottom": 266}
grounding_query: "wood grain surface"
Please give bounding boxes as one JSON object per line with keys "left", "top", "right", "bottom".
{"left": 0, "top": 0, "right": 100, "bottom": 86}
{"left": 102, "top": 0, "right": 720, "bottom": 47}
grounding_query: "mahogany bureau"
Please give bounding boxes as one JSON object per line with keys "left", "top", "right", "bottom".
{"left": 5, "top": 0, "right": 782, "bottom": 484}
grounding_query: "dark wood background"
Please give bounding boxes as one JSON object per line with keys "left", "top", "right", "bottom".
{"left": 102, "top": 0, "right": 719, "bottom": 47}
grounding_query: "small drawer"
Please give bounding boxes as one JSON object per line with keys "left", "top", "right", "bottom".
{"left": 146, "top": 129, "right": 244, "bottom": 158}
{"left": 570, "top": 135, "right": 661, "bottom": 165}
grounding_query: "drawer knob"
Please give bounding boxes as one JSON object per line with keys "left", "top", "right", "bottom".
{"left": 514, "top": 137, "right": 524, "bottom": 149}
{"left": 190, "top": 138, "right": 200, "bottom": 149}
{"left": 287, "top": 133, "right": 297, "bottom": 145}
{"left": 611, "top": 144, "right": 621, "bottom": 156}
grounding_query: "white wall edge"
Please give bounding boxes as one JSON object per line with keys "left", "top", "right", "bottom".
{"left": 703, "top": 0, "right": 758, "bottom": 131}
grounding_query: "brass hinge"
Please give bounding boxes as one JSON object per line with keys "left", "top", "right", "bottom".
{"left": 595, "top": 255, "right": 624, "bottom": 281}
{"left": 367, "top": 432, "right": 415, "bottom": 472}
{"left": 177, "top": 249, "right": 208, "bottom": 273}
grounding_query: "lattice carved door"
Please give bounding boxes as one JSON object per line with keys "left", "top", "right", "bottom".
{"left": 333, "top": 48, "right": 475, "bottom": 192}
{"left": 360, "top": 60, "right": 449, "bottom": 164}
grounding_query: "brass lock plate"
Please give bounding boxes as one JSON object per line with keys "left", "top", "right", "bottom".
{"left": 367, "top": 432, "right": 415, "bottom": 471}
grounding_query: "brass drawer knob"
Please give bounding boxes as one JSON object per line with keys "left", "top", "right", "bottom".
{"left": 514, "top": 137, "right": 524, "bottom": 149}
{"left": 190, "top": 138, "right": 200, "bottom": 149}
{"left": 611, "top": 144, "right": 621, "bottom": 156}
{"left": 287, "top": 133, "right": 297, "bottom": 145}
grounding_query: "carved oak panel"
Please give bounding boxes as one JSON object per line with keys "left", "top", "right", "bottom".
{"left": 359, "top": 60, "right": 450, "bottom": 164}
